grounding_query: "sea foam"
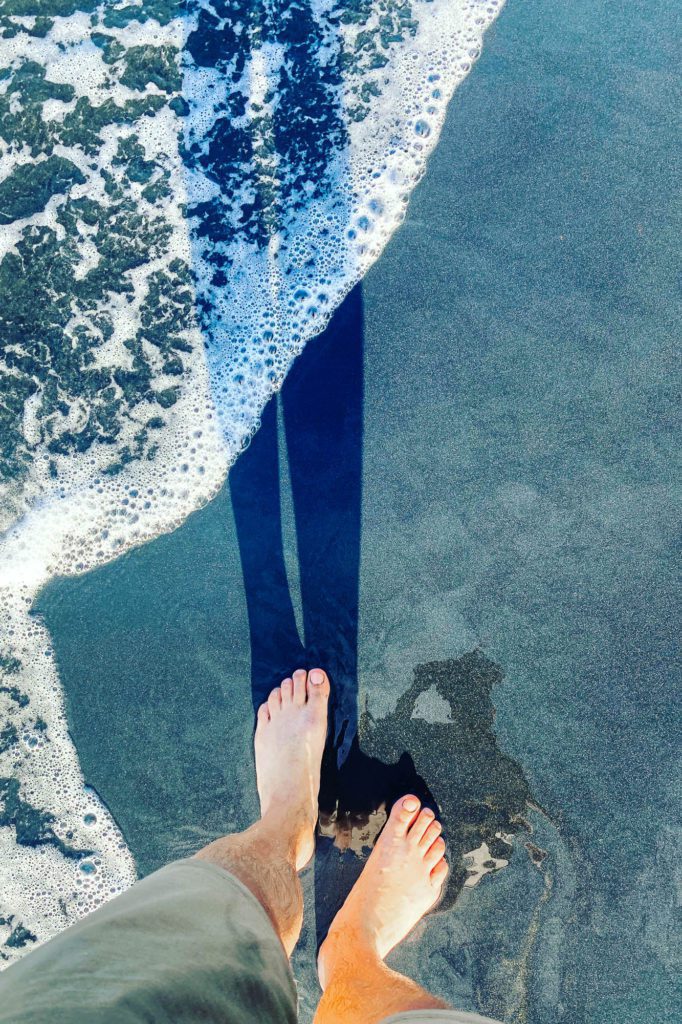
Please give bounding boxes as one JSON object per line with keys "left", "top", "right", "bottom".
{"left": 0, "top": 0, "right": 504, "bottom": 962}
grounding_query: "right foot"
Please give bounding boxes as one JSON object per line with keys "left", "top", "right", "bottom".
{"left": 318, "top": 795, "right": 448, "bottom": 985}
{"left": 254, "top": 668, "right": 330, "bottom": 871}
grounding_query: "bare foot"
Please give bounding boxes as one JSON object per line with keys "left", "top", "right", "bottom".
{"left": 318, "top": 795, "right": 448, "bottom": 986}
{"left": 254, "top": 668, "right": 330, "bottom": 871}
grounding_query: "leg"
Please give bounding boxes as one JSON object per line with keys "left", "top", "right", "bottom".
{"left": 195, "top": 667, "right": 330, "bottom": 956}
{"left": 315, "top": 795, "right": 451, "bottom": 1024}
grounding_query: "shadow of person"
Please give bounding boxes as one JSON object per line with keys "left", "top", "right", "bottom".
{"left": 229, "top": 285, "right": 434, "bottom": 933}
{"left": 229, "top": 285, "right": 366, "bottom": 755}
{"left": 228, "top": 286, "right": 541, "bottom": 951}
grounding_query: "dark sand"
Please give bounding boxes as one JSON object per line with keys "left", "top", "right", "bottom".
{"left": 38, "top": 0, "right": 679, "bottom": 1020}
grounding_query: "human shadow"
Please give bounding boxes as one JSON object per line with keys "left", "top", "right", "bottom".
{"left": 229, "top": 285, "right": 436, "bottom": 942}
{"left": 229, "top": 286, "right": 363, "bottom": 756}
{"left": 228, "top": 286, "right": 545, "bottom": 945}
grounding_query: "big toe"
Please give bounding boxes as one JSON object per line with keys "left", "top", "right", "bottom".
{"left": 307, "top": 668, "right": 331, "bottom": 703}
{"left": 386, "top": 794, "right": 421, "bottom": 837}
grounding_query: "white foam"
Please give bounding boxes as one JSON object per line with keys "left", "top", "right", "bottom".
{"left": 185, "top": 0, "right": 504, "bottom": 453}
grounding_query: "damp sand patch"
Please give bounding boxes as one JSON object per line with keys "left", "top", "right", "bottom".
{"left": 320, "top": 650, "right": 548, "bottom": 911}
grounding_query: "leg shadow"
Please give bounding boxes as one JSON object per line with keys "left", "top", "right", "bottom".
{"left": 229, "top": 398, "right": 305, "bottom": 708}
{"left": 230, "top": 285, "right": 366, "bottom": 740}
{"left": 230, "top": 284, "right": 435, "bottom": 945}
{"left": 280, "top": 286, "right": 364, "bottom": 762}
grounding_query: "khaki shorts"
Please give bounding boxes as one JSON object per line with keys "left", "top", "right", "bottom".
{"left": 0, "top": 860, "right": 501, "bottom": 1024}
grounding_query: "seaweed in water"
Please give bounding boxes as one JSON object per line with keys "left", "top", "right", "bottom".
{"left": 0, "top": 916, "right": 37, "bottom": 960}
{"left": 0, "top": 778, "right": 91, "bottom": 861}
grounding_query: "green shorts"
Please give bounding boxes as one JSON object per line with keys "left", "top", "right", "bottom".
{"left": 0, "top": 860, "right": 501, "bottom": 1024}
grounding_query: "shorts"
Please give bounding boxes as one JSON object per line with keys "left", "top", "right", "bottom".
{"left": 0, "top": 859, "right": 501, "bottom": 1024}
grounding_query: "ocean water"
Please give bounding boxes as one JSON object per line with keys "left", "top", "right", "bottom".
{"left": 1, "top": 0, "right": 680, "bottom": 1022}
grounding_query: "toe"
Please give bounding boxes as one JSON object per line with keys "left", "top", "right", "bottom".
{"left": 387, "top": 795, "right": 421, "bottom": 837}
{"left": 307, "top": 668, "right": 331, "bottom": 702}
{"left": 280, "top": 677, "right": 294, "bottom": 703}
{"left": 418, "top": 819, "right": 442, "bottom": 849}
{"left": 431, "top": 859, "right": 449, "bottom": 889}
{"left": 424, "top": 836, "right": 446, "bottom": 869}
{"left": 408, "top": 808, "right": 435, "bottom": 844}
{"left": 292, "top": 669, "right": 307, "bottom": 705}
{"left": 268, "top": 687, "right": 282, "bottom": 713}
{"left": 257, "top": 702, "right": 270, "bottom": 724}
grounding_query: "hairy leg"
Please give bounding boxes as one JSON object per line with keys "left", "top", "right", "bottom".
{"left": 195, "top": 667, "right": 330, "bottom": 956}
{"left": 315, "top": 795, "right": 450, "bottom": 1024}
{"left": 315, "top": 957, "right": 448, "bottom": 1024}
{"left": 194, "top": 818, "right": 304, "bottom": 957}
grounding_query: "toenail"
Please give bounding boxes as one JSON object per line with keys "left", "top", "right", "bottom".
{"left": 310, "top": 669, "right": 325, "bottom": 685}
{"left": 402, "top": 797, "right": 419, "bottom": 812}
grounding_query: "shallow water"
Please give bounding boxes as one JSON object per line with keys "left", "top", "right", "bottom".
{"left": 3, "top": 0, "right": 681, "bottom": 1020}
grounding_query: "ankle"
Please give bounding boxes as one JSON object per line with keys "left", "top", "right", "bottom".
{"left": 258, "top": 805, "right": 316, "bottom": 871}
{"left": 247, "top": 816, "right": 298, "bottom": 865}
{"left": 318, "top": 921, "right": 380, "bottom": 990}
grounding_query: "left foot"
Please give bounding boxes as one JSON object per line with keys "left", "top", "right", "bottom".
{"left": 254, "top": 668, "right": 330, "bottom": 871}
{"left": 318, "top": 795, "right": 448, "bottom": 987}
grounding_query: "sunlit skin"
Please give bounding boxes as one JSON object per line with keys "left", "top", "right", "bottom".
{"left": 194, "top": 668, "right": 451, "bottom": 1023}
